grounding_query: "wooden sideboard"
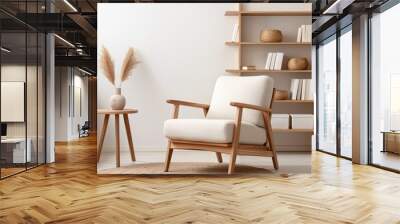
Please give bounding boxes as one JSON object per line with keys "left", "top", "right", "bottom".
{"left": 382, "top": 131, "right": 400, "bottom": 154}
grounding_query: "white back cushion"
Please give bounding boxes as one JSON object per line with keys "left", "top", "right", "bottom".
{"left": 206, "top": 76, "right": 274, "bottom": 127}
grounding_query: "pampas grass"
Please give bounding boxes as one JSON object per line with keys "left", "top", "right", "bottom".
{"left": 100, "top": 46, "right": 115, "bottom": 86}
{"left": 120, "top": 48, "right": 139, "bottom": 82}
{"left": 100, "top": 46, "right": 139, "bottom": 87}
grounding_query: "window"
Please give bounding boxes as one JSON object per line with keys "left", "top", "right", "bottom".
{"left": 317, "top": 36, "right": 337, "bottom": 154}
{"left": 0, "top": 2, "right": 47, "bottom": 179}
{"left": 317, "top": 26, "right": 353, "bottom": 158}
{"left": 370, "top": 2, "right": 400, "bottom": 171}
{"left": 389, "top": 74, "right": 400, "bottom": 130}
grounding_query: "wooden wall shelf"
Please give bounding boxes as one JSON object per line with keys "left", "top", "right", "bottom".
{"left": 225, "top": 11, "right": 311, "bottom": 16}
{"left": 225, "top": 3, "right": 313, "bottom": 150}
{"left": 226, "top": 69, "right": 312, "bottom": 74}
{"left": 225, "top": 41, "right": 311, "bottom": 46}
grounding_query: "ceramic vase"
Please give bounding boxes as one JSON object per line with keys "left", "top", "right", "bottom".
{"left": 110, "top": 87, "right": 126, "bottom": 110}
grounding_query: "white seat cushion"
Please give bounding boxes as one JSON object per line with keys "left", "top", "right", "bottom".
{"left": 164, "top": 119, "right": 266, "bottom": 145}
{"left": 206, "top": 76, "right": 274, "bottom": 127}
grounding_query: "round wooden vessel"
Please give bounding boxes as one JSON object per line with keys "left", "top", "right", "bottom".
{"left": 260, "top": 29, "right": 282, "bottom": 43}
{"left": 287, "top": 58, "right": 309, "bottom": 70}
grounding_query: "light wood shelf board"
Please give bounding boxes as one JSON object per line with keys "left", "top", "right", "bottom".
{"left": 226, "top": 69, "right": 312, "bottom": 74}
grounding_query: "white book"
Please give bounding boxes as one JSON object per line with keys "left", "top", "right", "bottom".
{"left": 290, "top": 79, "right": 299, "bottom": 100}
{"left": 306, "top": 79, "right": 314, "bottom": 100}
{"left": 297, "top": 27, "right": 302, "bottom": 43}
{"left": 303, "top": 79, "right": 309, "bottom": 100}
{"left": 296, "top": 79, "right": 303, "bottom": 100}
{"left": 231, "top": 24, "right": 239, "bottom": 42}
{"left": 274, "top": 52, "right": 284, "bottom": 70}
{"left": 301, "top": 79, "right": 307, "bottom": 100}
{"left": 306, "top": 25, "right": 312, "bottom": 43}
{"left": 305, "top": 25, "right": 309, "bottom": 42}
{"left": 301, "top": 25, "right": 305, "bottom": 43}
{"left": 270, "top": 53, "right": 277, "bottom": 70}
{"left": 290, "top": 79, "right": 295, "bottom": 100}
{"left": 265, "top": 53, "right": 273, "bottom": 70}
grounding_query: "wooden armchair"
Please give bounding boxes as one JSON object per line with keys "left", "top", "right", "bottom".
{"left": 163, "top": 76, "right": 277, "bottom": 174}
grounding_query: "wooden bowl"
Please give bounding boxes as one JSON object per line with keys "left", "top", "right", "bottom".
{"left": 287, "top": 58, "right": 309, "bottom": 70}
{"left": 274, "top": 90, "right": 289, "bottom": 100}
{"left": 260, "top": 29, "right": 282, "bottom": 43}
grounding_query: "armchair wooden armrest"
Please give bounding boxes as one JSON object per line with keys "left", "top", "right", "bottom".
{"left": 230, "top": 101, "right": 277, "bottom": 170}
{"left": 166, "top": 99, "right": 209, "bottom": 110}
{"left": 230, "top": 102, "right": 272, "bottom": 114}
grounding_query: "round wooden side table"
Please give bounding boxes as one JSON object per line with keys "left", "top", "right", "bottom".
{"left": 97, "top": 109, "right": 138, "bottom": 167}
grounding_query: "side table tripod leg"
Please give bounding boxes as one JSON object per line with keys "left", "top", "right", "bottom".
{"left": 97, "top": 114, "right": 110, "bottom": 163}
{"left": 115, "top": 114, "right": 120, "bottom": 167}
{"left": 123, "top": 114, "right": 136, "bottom": 161}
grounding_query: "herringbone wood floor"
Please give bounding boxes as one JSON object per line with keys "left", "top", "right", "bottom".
{"left": 1, "top": 135, "right": 400, "bottom": 224}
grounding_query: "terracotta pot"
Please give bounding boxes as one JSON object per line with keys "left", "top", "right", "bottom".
{"left": 274, "top": 90, "right": 289, "bottom": 100}
{"left": 110, "top": 88, "right": 126, "bottom": 110}
{"left": 260, "top": 29, "right": 282, "bottom": 43}
{"left": 287, "top": 58, "right": 309, "bottom": 70}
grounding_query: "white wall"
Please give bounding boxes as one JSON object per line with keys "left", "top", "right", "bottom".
{"left": 72, "top": 74, "right": 89, "bottom": 138}
{"left": 55, "top": 67, "right": 69, "bottom": 141}
{"left": 1, "top": 65, "right": 38, "bottom": 138}
{"left": 55, "top": 67, "right": 89, "bottom": 141}
{"left": 97, "top": 3, "right": 311, "bottom": 152}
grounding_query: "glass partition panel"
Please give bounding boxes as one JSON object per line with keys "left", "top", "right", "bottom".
{"left": 38, "top": 32, "right": 45, "bottom": 165}
{"left": 0, "top": 1, "right": 46, "bottom": 178}
{"left": 27, "top": 31, "right": 38, "bottom": 169}
{"left": 1, "top": 31, "right": 27, "bottom": 178}
{"left": 317, "top": 36, "right": 337, "bottom": 154}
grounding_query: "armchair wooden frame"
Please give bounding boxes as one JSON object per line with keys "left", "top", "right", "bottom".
{"left": 164, "top": 90, "right": 277, "bottom": 174}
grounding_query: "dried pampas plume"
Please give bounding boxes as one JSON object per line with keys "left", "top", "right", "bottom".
{"left": 120, "top": 48, "right": 139, "bottom": 83}
{"left": 100, "top": 46, "right": 115, "bottom": 86}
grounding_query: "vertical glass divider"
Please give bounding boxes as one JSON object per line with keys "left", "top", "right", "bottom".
{"left": 336, "top": 29, "right": 341, "bottom": 157}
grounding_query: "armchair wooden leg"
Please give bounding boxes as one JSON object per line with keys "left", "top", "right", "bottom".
{"left": 164, "top": 146, "right": 174, "bottom": 172}
{"left": 272, "top": 152, "right": 279, "bottom": 170}
{"left": 228, "top": 149, "right": 237, "bottom": 175}
{"left": 216, "top": 152, "right": 223, "bottom": 163}
{"left": 263, "top": 112, "right": 279, "bottom": 170}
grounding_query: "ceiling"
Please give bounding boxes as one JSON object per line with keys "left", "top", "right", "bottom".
{"left": 0, "top": 0, "right": 393, "bottom": 75}
{"left": 311, "top": 0, "right": 390, "bottom": 43}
